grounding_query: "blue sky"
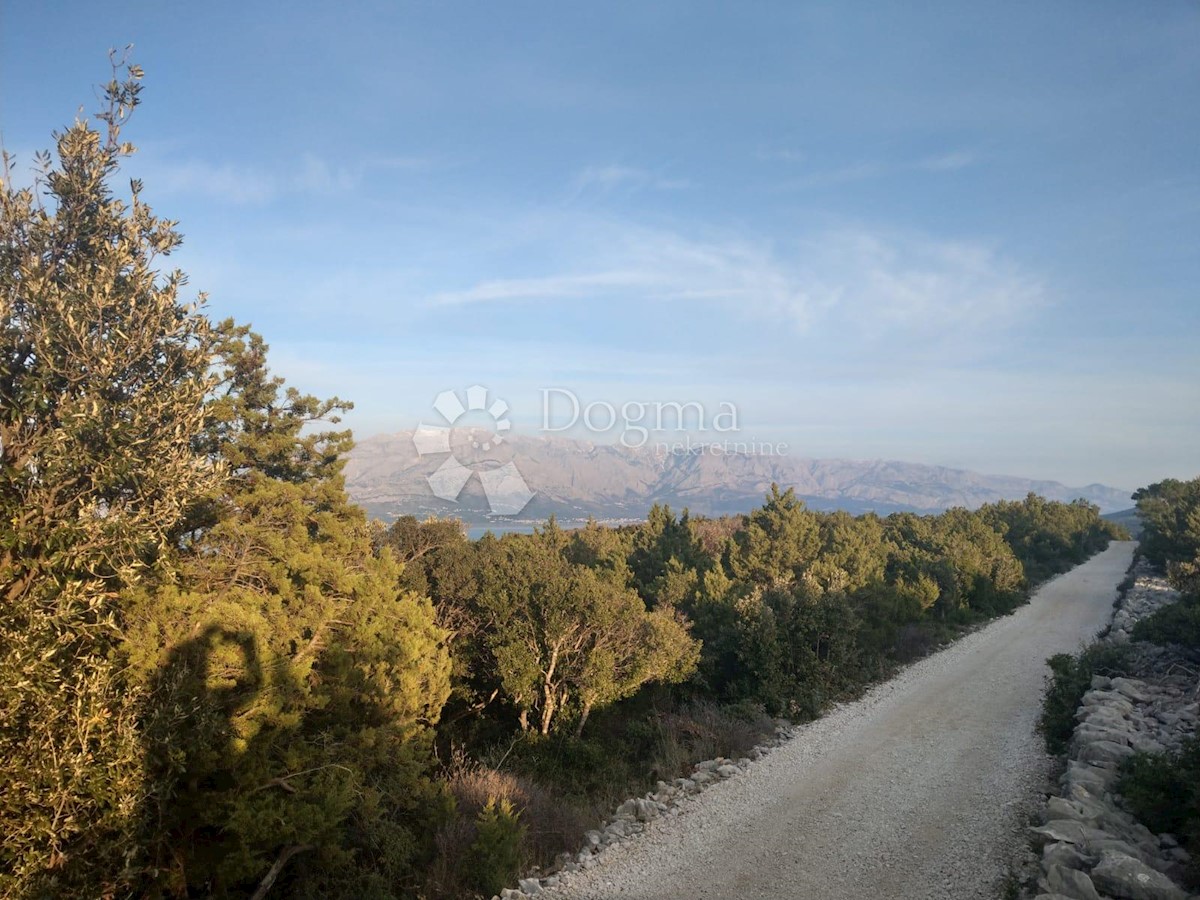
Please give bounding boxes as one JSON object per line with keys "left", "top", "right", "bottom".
{"left": 3, "top": 1, "right": 1198, "bottom": 490}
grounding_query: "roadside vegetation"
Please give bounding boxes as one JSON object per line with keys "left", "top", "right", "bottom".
{"left": 0, "top": 63, "right": 1129, "bottom": 899}
{"left": 1037, "top": 476, "right": 1200, "bottom": 888}
{"left": 1039, "top": 643, "right": 1135, "bottom": 755}
{"left": 1117, "top": 477, "right": 1200, "bottom": 887}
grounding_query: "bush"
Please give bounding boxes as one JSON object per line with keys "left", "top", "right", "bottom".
{"left": 1119, "top": 739, "right": 1200, "bottom": 887}
{"left": 1119, "top": 748, "right": 1195, "bottom": 835}
{"left": 424, "top": 754, "right": 598, "bottom": 898}
{"left": 1040, "top": 644, "right": 1133, "bottom": 755}
{"left": 1132, "top": 595, "right": 1200, "bottom": 651}
{"left": 464, "top": 798, "right": 526, "bottom": 897}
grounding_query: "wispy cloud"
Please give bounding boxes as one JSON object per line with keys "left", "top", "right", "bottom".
{"left": 431, "top": 271, "right": 652, "bottom": 305}
{"left": 570, "top": 164, "right": 691, "bottom": 198}
{"left": 132, "top": 151, "right": 434, "bottom": 205}
{"left": 782, "top": 151, "right": 977, "bottom": 189}
{"left": 754, "top": 147, "right": 806, "bottom": 163}
{"left": 427, "top": 217, "right": 1040, "bottom": 340}
{"left": 916, "top": 151, "right": 975, "bottom": 171}
{"left": 807, "top": 229, "right": 1041, "bottom": 335}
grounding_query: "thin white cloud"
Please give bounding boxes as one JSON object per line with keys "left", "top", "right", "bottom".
{"left": 804, "top": 229, "right": 1041, "bottom": 335}
{"left": 431, "top": 271, "right": 652, "bottom": 305}
{"left": 917, "top": 151, "right": 975, "bottom": 171}
{"left": 570, "top": 164, "right": 691, "bottom": 198}
{"left": 783, "top": 150, "right": 977, "bottom": 189}
{"left": 131, "top": 151, "right": 434, "bottom": 205}
{"left": 754, "top": 147, "right": 806, "bottom": 163}
{"left": 427, "top": 218, "right": 1040, "bottom": 339}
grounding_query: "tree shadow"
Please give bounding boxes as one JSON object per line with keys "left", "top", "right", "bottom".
{"left": 140, "top": 624, "right": 263, "bottom": 897}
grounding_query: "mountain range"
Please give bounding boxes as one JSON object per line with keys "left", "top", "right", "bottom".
{"left": 344, "top": 430, "right": 1133, "bottom": 526}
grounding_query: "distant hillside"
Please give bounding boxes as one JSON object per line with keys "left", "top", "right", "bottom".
{"left": 344, "top": 430, "right": 1132, "bottom": 526}
{"left": 1102, "top": 507, "right": 1143, "bottom": 539}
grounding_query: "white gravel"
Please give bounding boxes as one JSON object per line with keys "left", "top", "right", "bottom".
{"left": 550, "top": 542, "right": 1136, "bottom": 900}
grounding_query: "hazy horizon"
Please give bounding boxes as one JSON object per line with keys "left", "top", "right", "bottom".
{"left": 3, "top": 2, "right": 1197, "bottom": 489}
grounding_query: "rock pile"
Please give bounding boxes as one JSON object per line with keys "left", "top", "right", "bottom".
{"left": 489, "top": 724, "right": 795, "bottom": 899}
{"left": 1030, "top": 561, "right": 1199, "bottom": 900}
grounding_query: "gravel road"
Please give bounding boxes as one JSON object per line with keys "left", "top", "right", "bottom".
{"left": 554, "top": 541, "right": 1136, "bottom": 900}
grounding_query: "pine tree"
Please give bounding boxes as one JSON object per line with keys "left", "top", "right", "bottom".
{"left": 1, "top": 58, "right": 452, "bottom": 898}
{"left": 0, "top": 58, "right": 221, "bottom": 895}
{"left": 124, "top": 322, "right": 452, "bottom": 896}
{"left": 726, "top": 485, "right": 820, "bottom": 588}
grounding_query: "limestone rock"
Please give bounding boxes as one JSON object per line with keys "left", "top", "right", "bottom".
{"left": 1090, "top": 852, "right": 1187, "bottom": 900}
{"left": 1038, "top": 863, "right": 1101, "bottom": 900}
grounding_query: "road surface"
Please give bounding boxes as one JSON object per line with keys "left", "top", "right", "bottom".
{"left": 556, "top": 541, "right": 1136, "bottom": 900}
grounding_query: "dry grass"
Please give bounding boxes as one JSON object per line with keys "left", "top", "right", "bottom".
{"left": 424, "top": 750, "right": 601, "bottom": 898}
{"left": 424, "top": 702, "right": 775, "bottom": 897}
{"left": 654, "top": 700, "right": 773, "bottom": 772}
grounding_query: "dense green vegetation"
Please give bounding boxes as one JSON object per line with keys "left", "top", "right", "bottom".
{"left": 1119, "top": 738, "right": 1200, "bottom": 887}
{"left": 1039, "top": 477, "right": 1200, "bottom": 762}
{"left": 1, "top": 64, "right": 449, "bottom": 899}
{"left": 1116, "top": 476, "right": 1200, "bottom": 886}
{"left": 1130, "top": 477, "right": 1200, "bottom": 651}
{"left": 0, "top": 65, "right": 1128, "bottom": 898}
{"left": 1120, "top": 738, "right": 1200, "bottom": 847}
{"left": 381, "top": 489, "right": 1122, "bottom": 891}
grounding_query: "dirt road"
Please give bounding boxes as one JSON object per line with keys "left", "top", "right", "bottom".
{"left": 555, "top": 542, "right": 1136, "bottom": 900}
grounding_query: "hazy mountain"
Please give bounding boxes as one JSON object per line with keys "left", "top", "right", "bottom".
{"left": 344, "top": 430, "right": 1133, "bottom": 526}
{"left": 1102, "top": 507, "right": 1143, "bottom": 539}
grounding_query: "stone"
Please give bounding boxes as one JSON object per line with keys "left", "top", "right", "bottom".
{"left": 1046, "top": 795, "right": 1108, "bottom": 825}
{"left": 717, "top": 764, "right": 740, "bottom": 779}
{"left": 1038, "top": 863, "right": 1102, "bottom": 900}
{"left": 1077, "top": 739, "right": 1135, "bottom": 767}
{"left": 518, "top": 877, "right": 542, "bottom": 895}
{"left": 1110, "top": 678, "right": 1154, "bottom": 703}
{"left": 633, "top": 798, "right": 658, "bottom": 822}
{"left": 1042, "top": 841, "right": 1091, "bottom": 870}
{"left": 1130, "top": 735, "right": 1166, "bottom": 755}
{"left": 1090, "top": 852, "right": 1187, "bottom": 900}
{"left": 1072, "top": 725, "right": 1132, "bottom": 749}
{"left": 1029, "top": 820, "right": 1112, "bottom": 849}
{"left": 1089, "top": 839, "right": 1174, "bottom": 874}
{"left": 605, "top": 820, "right": 629, "bottom": 838}
{"left": 1064, "top": 760, "right": 1116, "bottom": 793}
{"left": 1085, "top": 706, "right": 1133, "bottom": 731}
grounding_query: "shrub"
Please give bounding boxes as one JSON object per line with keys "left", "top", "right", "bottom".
{"left": 464, "top": 798, "right": 526, "bottom": 896}
{"left": 1131, "top": 595, "right": 1200, "bottom": 651}
{"left": 1039, "top": 644, "right": 1133, "bottom": 755}
{"left": 1119, "top": 738, "right": 1200, "bottom": 887}
{"left": 424, "top": 754, "right": 597, "bottom": 898}
{"left": 1119, "top": 747, "right": 1195, "bottom": 835}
